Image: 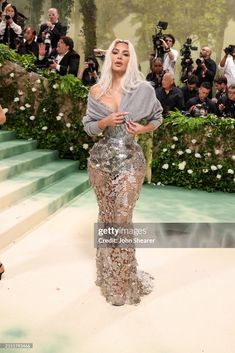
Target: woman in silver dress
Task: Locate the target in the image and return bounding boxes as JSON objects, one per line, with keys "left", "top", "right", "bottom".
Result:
{"left": 83, "top": 39, "right": 163, "bottom": 306}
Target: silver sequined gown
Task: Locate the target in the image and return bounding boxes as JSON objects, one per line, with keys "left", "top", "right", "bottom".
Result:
{"left": 88, "top": 123, "right": 153, "bottom": 305}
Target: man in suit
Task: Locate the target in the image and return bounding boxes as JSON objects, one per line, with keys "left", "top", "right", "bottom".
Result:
{"left": 37, "top": 8, "right": 67, "bottom": 52}
{"left": 37, "top": 36, "right": 80, "bottom": 76}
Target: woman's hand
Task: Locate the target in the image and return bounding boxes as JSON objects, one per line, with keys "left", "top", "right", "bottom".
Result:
{"left": 98, "top": 112, "right": 128, "bottom": 130}
{"left": 125, "top": 120, "right": 146, "bottom": 135}
{"left": 0, "top": 105, "right": 7, "bottom": 125}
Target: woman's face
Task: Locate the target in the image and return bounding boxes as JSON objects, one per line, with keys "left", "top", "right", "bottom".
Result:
{"left": 111, "top": 42, "right": 130, "bottom": 74}
{"left": 6, "top": 6, "right": 15, "bottom": 17}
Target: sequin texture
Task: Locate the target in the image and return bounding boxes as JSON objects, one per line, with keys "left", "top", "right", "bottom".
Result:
{"left": 88, "top": 124, "right": 154, "bottom": 305}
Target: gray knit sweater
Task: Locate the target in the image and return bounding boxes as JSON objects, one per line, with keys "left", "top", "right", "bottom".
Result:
{"left": 83, "top": 81, "right": 163, "bottom": 136}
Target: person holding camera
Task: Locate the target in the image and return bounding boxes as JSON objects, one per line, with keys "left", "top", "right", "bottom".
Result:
{"left": 218, "top": 84, "right": 235, "bottom": 119}
{"left": 160, "top": 34, "right": 179, "bottom": 74}
{"left": 193, "top": 46, "right": 216, "bottom": 97}
{"left": 0, "top": 3, "right": 22, "bottom": 49}
{"left": 78, "top": 56, "right": 99, "bottom": 86}
{"left": 37, "top": 36, "right": 80, "bottom": 76}
{"left": 186, "top": 82, "right": 217, "bottom": 116}
{"left": 180, "top": 74, "right": 199, "bottom": 104}
{"left": 146, "top": 57, "right": 166, "bottom": 89}
{"left": 37, "top": 8, "right": 67, "bottom": 53}
{"left": 218, "top": 45, "right": 235, "bottom": 87}
{"left": 212, "top": 76, "right": 228, "bottom": 103}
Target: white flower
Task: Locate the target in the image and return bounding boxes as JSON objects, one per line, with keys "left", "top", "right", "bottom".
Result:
{"left": 69, "top": 146, "right": 74, "bottom": 151}
{"left": 32, "top": 87, "right": 37, "bottom": 92}
{"left": 53, "top": 84, "right": 58, "bottom": 89}
{"left": 43, "top": 108, "right": 47, "bottom": 112}
{"left": 162, "top": 163, "right": 169, "bottom": 170}
{"left": 29, "top": 116, "right": 35, "bottom": 121}
{"left": 66, "top": 123, "right": 71, "bottom": 128}
{"left": 172, "top": 136, "right": 178, "bottom": 141}
{"left": 215, "top": 149, "right": 220, "bottom": 155}
{"left": 0, "top": 63, "right": 2, "bottom": 67}
{"left": 177, "top": 150, "right": 184, "bottom": 155}
{"left": 56, "top": 116, "right": 62, "bottom": 121}
{"left": 217, "top": 165, "right": 222, "bottom": 169}
{"left": 36, "top": 79, "right": 41, "bottom": 84}
{"left": 178, "top": 161, "right": 186, "bottom": 170}
{"left": 10, "top": 72, "right": 15, "bottom": 78}
{"left": 157, "top": 182, "right": 162, "bottom": 186}
{"left": 203, "top": 169, "right": 208, "bottom": 173}
{"left": 2, "top": 108, "right": 8, "bottom": 113}
{"left": 163, "top": 148, "right": 167, "bottom": 152}
{"left": 42, "top": 126, "right": 48, "bottom": 131}
{"left": 25, "top": 103, "right": 31, "bottom": 108}
{"left": 14, "top": 97, "right": 20, "bottom": 102}
{"left": 83, "top": 143, "right": 89, "bottom": 150}
{"left": 59, "top": 112, "right": 64, "bottom": 117}
{"left": 187, "top": 169, "right": 193, "bottom": 174}
{"left": 171, "top": 144, "right": 176, "bottom": 149}
{"left": 207, "top": 133, "right": 212, "bottom": 137}
{"left": 18, "top": 90, "right": 23, "bottom": 96}
{"left": 207, "top": 152, "right": 211, "bottom": 157}
{"left": 211, "top": 165, "right": 217, "bottom": 171}
{"left": 191, "top": 139, "right": 197, "bottom": 144}
{"left": 216, "top": 174, "right": 221, "bottom": 179}
{"left": 20, "top": 106, "right": 25, "bottom": 111}
{"left": 232, "top": 155, "right": 235, "bottom": 161}
{"left": 185, "top": 149, "right": 192, "bottom": 154}
{"left": 195, "top": 153, "right": 201, "bottom": 158}
{"left": 228, "top": 169, "right": 234, "bottom": 174}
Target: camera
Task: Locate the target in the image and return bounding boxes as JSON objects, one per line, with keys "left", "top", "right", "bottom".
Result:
{"left": 88, "top": 62, "right": 95, "bottom": 73}
{"left": 5, "top": 15, "right": 11, "bottom": 21}
{"left": 191, "top": 103, "right": 208, "bottom": 117}
{"left": 195, "top": 57, "right": 205, "bottom": 66}
{"left": 152, "top": 20, "right": 168, "bottom": 58}
{"left": 180, "top": 37, "right": 198, "bottom": 82}
{"left": 48, "top": 56, "right": 56, "bottom": 64}
{"left": 224, "top": 44, "right": 235, "bottom": 55}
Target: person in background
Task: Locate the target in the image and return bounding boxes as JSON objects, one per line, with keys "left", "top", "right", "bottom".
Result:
{"left": 155, "top": 72, "right": 185, "bottom": 117}
{"left": 78, "top": 56, "right": 99, "bottom": 86}
{"left": 218, "top": 45, "right": 235, "bottom": 87}
{"left": 37, "top": 36, "right": 80, "bottom": 76}
{"left": 186, "top": 82, "right": 217, "bottom": 116}
{"left": 37, "top": 8, "right": 67, "bottom": 53}
{"left": 146, "top": 57, "right": 166, "bottom": 89}
{"left": 218, "top": 84, "right": 235, "bottom": 119}
{"left": 212, "top": 76, "right": 228, "bottom": 103}
{"left": 181, "top": 74, "right": 199, "bottom": 104}
{"left": 17, "top": 26, "right": 39, "bottom": 57}
{"left": 160, "top": 34, "right": 179, "bottom": 74}
{"left": 0, "top": 3, "right": 22, "bottom": 49}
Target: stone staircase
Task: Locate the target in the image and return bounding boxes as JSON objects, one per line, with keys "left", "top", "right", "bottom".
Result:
{"left": 0, "top": 130, "right": 90, "bottom": 249}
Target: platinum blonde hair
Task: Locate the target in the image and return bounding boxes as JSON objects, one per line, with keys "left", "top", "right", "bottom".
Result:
{"left": 96, "top": 39, "right": 145, "bottom": 98}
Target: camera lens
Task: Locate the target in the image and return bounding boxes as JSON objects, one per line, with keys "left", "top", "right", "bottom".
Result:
{"left": 5, "top": 15, "right": 11, "bottom": 20}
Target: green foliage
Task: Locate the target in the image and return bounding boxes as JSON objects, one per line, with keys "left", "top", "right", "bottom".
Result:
{"left": 51, "top": 0, "right": 75, "bottom": 26}
{"left": 152, "top": 113, "right": 235, "bottom": 192}
{"left": 0, "top": 44, "right": 36, "bottom": 70}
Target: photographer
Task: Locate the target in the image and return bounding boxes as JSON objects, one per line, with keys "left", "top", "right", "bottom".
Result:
{"left": 0, "top": 4, "right": 22, "bottom": 49}
{"left": 37, "top": 8, "right": 67, "bottom": 52}
{"left": 78, "top": 56, "right": 99, "bottom": 86}
{"left": 218, "top": 84, "right": 235, "bottom": 119}
{"left": 186, "top": 82, "right": 217, "bottom": 116}
{"left": 218, "top": 45, "right": 235, "bottom": 87}
{"left": 193, "top": 46, "right": 216, "bottom": 97}
{"left": 181, "top": 74, "right": 199, "bottom": 104}
{"left": 146, "top": 57, "right": 166, "bottom": 89}
{"left": 37, "top": 36, "right": 80, "bottom": 77}
{"left": 161, "top": 34, "right": 179, "bottom": 74}
{"left": 17, "top": 26, "right": 39, "bottom": 57}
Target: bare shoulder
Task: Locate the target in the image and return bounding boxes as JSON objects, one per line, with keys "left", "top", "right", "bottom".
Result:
{"left": 90, "top": 84, "right": 101, "bottom": 98}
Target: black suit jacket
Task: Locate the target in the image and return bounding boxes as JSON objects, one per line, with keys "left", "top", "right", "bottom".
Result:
{"left": 38, "top": 22, "right": 67, "bottom": 49}
{"left": 37, "top": 49, "right": 80, "bottom": 76}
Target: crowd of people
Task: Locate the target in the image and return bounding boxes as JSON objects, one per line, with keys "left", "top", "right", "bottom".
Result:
{"left": 0, "top": 2, "right": 235, "bottom": 119}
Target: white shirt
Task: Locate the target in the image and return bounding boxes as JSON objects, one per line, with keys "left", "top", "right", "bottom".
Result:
{"left": 163, "top": 48, "right": 179, "bottom": 73}
{"left": 218, "top": 55, "right": 235, "bottom": 87}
